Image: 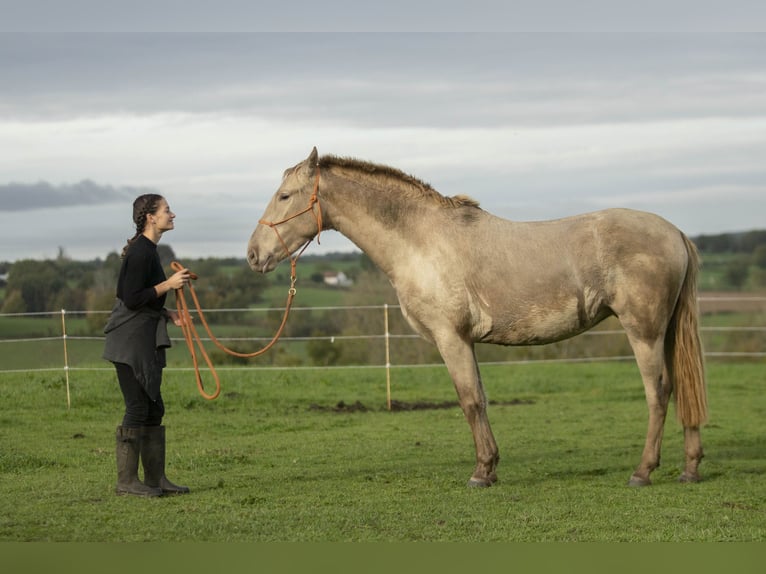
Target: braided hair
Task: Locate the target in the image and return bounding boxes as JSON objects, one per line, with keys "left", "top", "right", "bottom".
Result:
{"left": 120, "top": 194, "right": 165, "bottom": 259}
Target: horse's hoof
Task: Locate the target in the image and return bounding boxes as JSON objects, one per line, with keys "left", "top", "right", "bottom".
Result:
{"left": 468, "top": 476, "right": 494, "bottom": 488}
{"left": 678, "top": 472, "right": 700, "bottom": 484}
{"left": 627, "top": 475, "right": 651, "bottom": 487}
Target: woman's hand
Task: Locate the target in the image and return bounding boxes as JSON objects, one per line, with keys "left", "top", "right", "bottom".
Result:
{"left": 167, "top": 309, "right": 192, "bottom": 327}
{"left": 166, "top": 267, "right": 191, "bottom": 290}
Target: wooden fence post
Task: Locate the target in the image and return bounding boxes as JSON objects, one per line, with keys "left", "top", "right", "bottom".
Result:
{"left": 384, "top": 303, "right": 391, "bottom": 411}
{"left": 61, "top": 309, "right": 71, "bottom": 409}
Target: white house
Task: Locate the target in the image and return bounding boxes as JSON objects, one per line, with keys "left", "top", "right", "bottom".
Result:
{"left": 323, "top": 271, "right": 353, "bottom": 287}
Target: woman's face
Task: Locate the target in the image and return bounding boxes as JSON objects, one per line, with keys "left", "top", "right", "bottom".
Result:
{"left": 150, "top": 199, "right": 175, "bottom": 233}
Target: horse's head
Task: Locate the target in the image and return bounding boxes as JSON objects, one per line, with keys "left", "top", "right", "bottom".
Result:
{"left": 247, "top": 147, "right": 323, "bottom": 273}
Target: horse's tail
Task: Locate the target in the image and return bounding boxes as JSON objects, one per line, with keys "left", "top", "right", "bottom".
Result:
{"left": 665, "top": 233, "right": 708, "bottom": 428}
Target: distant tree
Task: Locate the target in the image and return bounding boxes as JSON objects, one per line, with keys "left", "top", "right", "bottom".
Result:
{"left": 724, "top": 258, "right": 750, "bottom": 290}
{"left": 694, "top": 230, "right": 766, "bottom": 255}
{"left": 5, "top": 260, "right": 65, "bottom": 312}
{"left": 157, "top": 244, "right": 176, "bottom": 267}
{"left": 181, "top": 265, "right": 269, "bottom": 322}
{"left": 753, "top": 245, "right": 766, "bottom": 270}
{"left": 51, "top": 285, "right": 86, "bottom": 311}
{"left": 750, "top": 268, "right": 766, "bottom": 289}
{"left": 694, "top": 233, "right": 732, "bottom": 253}
{"left": 331, "top": 267, "right": 399, "bottom": 365}
{"left": 359, "top": 252, "right": 377, "bottom": 272}
{"left": 1, "top": 289, "right": 25, "bottom": 313}
{"left": 741, "top": 231, "right": 766, "bottom": 253}
{"left": 218, "top": 266, "right": 268, "bottom": 309}
{"left": 180, "top": 258, "right": 219, "bottom": 278}
{"left": 307, "top": 337, "right": 343, "bottom": 366}
{"left": 56, "top": 246, "right": 70, "bottom": 262}
{"left": 85, "top": 264, "right": 121, "bottom": 332}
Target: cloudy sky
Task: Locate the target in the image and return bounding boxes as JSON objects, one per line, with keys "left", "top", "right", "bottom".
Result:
{"left": 1, "top": 29, "right": 765, "bottom": 262}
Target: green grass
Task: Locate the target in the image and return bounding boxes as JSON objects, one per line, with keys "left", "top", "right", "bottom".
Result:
{"left": 0, "top": 361, "right": 764, "bottom": 541}
{"left": 258, "top": 283, "right": 348, "bottom": 308}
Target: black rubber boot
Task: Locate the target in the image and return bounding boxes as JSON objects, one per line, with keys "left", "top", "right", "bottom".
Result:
{"left": 115, "top": 426, "right": 163, "bottom": 497}
{"left": 141, "top": 425, "right": 190, "bottom": 495}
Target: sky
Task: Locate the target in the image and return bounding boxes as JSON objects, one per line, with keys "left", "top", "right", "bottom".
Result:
{"left": 1, "top": 29, "right": 765, "bottom": 262}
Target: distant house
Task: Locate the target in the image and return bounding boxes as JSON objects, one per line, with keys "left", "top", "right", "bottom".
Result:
{"left": 323, "top": 271, "right": 353, "bottom": 287}
{"left": 0, "top": 272, "right": 8, "bottom": 286}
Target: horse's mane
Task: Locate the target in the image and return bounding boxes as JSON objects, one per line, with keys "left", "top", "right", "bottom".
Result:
{"left": 319, "top": 154, "right": 480, "bottom": 209}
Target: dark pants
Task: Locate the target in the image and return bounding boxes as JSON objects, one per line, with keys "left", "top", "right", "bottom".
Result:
{"left": 114, "top": 362, "right": 165, "bottom": 428}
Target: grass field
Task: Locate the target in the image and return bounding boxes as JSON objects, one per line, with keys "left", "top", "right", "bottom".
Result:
{"left": 0, "top": 361, "right": 763, "bottom": 542}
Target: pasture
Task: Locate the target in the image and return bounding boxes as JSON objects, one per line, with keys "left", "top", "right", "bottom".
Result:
{"left": 1, "top": 361, "right": 763, "bottom": 542}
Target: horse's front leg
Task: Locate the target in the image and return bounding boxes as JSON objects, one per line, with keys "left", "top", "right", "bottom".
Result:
{"left": 438, "top": 337, "right": 499, "bottom": 487}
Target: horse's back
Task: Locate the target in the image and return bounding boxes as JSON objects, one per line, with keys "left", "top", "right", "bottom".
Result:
{"left": 451, "top": 208, "right": 692, "bottom": 345}
{"left": 466, "top": 207, "right": 687, "bottom": 281}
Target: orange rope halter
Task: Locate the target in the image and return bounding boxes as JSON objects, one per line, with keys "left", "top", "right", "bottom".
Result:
{"left": 171, "top": 166, "right": 323, "bottom": 400}
{"left": 258, "top": 165, "right": 323, "bottom": 249}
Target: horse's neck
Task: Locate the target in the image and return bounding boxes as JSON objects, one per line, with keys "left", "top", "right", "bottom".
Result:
{"left": 322, "top": 173, "right": 418, "bottom": 276}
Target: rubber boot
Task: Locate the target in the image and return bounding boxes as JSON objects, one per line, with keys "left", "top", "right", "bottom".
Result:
{"left": 115, "top": 426, "right": 163, "bottom": 497}
{"left": 141, "top": 425, "right": 190, "bottom": 495}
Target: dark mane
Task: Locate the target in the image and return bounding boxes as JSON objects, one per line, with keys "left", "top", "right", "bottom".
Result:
{"left": 319, "top": 154, "right": 480, "bottom": 209}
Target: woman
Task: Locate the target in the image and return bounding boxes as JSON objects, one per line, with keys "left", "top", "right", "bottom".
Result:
{"left": 103, "top": 194, "right": 192, "bottom": 497}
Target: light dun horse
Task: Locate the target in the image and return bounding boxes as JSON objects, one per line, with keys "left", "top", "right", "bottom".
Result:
{"left": 247, "top": 147, "right": 707, "bottom": 487}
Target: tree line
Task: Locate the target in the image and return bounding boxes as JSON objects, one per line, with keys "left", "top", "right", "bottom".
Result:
{"left": 0, "top": 244, "right": 268, "bottom": 318}
{"left": 2, "top": 229, "right": 766, "bottom": 316}
{"left": 693, "top": 229, "right": 766, "bottom": 254}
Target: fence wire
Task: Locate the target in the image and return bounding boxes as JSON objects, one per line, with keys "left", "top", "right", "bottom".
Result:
{"left": 2, "top": 299, "right": 765, "bottom": 376}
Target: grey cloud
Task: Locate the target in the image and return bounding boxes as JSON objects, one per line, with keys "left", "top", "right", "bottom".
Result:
{"left": 1, "top": 33, "right": 764, "bottom": 127}
{"left": 2, "top": 1, "right": 765, "bottom": 33}
{"left": 1, "top": 31, "right": 764, "bottom": 261}
{"left": 0, "top": 180, "right": 154, "bottom": 211}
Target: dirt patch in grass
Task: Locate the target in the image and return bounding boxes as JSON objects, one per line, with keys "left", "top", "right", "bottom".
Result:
{"left": 308, "top": 398, "right": 535, "bottom": 413}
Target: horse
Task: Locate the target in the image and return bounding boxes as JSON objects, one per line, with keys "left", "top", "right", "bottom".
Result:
{"left": 247, "top": 147, "right": 707, "bottom": 488}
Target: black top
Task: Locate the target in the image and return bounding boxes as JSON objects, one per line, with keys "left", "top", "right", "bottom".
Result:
{"left": 116, "top": 234, "right": 167, "bottom": 311}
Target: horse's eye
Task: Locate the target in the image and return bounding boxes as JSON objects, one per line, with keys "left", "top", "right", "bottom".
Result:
{"left": 278, "top": 193, "right": 290, "bottom": 201}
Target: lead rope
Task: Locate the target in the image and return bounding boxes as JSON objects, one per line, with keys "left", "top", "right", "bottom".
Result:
{"left": 171, "top": 259, "right": 298, "bottom": 400}
{"left": 171, "top": 166, "right": 323, "bottom": 400}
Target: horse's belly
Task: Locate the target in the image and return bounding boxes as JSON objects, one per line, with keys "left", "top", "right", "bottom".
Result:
{"left": 477, "top": 297, "right": 608, "bottom": 346}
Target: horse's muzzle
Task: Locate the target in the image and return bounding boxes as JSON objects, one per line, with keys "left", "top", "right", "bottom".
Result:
{"left": 247, "top": 247, "right": 274, "bottom": 274}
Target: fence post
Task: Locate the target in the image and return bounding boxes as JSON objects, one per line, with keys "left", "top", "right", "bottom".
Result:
{"left": 384, "top": 303, "right": 391, "bottom": 411}
{"left": 61, "top": 309, "right": 71, "bottom": 410}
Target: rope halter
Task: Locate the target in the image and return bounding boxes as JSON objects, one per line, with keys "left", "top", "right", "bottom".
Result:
{"left": 257, "top": 165, "right": 323, "bottom": 265}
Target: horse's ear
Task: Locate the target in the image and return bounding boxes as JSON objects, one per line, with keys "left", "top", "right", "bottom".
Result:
{"left": 308, "top": 147, "right": 319, "bottom": 169}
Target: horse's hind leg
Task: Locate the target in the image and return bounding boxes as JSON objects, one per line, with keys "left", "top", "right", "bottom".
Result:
{"left": 679, "top": 426, "right": 703, "bottom": 483}
{"left": 627, "top": 335, "right": 672, "bottom": 486}
{"left": 438, "top": 337, "right": 499, "bottom": 487}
